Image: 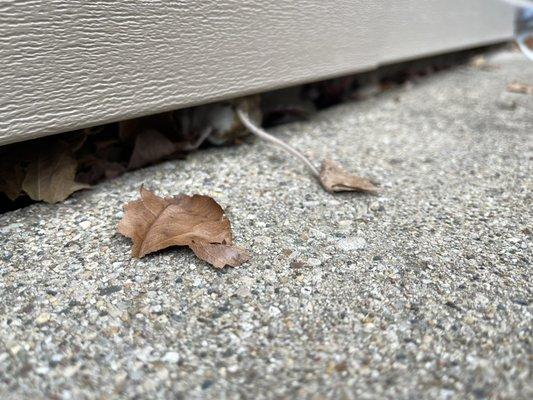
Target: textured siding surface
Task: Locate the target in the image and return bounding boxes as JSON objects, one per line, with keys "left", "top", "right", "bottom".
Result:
{"left": 379, "top": 0, "right": 515, "bottom": 63}
{"left": 0, "top": 0, "right": 514, "bottom": 145}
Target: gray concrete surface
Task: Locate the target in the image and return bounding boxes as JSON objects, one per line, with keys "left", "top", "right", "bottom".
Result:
{"left": 0, "top": 50, "right": 532, "bottom": 399}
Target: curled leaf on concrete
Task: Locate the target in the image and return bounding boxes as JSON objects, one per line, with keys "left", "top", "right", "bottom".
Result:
{"left": 319, "top": 159, "right": 378, "bottom": 193}
{"left": 117, "top": 187, "right": 249, "bottom": 269}
{"left": 507, "top": 82, "right": 533, "bottom": 95}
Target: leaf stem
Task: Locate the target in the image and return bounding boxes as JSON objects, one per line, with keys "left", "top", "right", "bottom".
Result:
{"left": 236, "top": 108, "right": 320, "bottom": 178}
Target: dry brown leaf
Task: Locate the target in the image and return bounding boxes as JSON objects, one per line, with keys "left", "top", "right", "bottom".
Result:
{"left": 128, "top": 129, "right": 178, "bottom": 169}
{"left": 0, "top": 144, "right": 32, "bottom": 201}
{"left": 117, "top": 187, "right": 249, "bottom": 268}
{"left": 76, "top": 155, "right": 126, "bottom": 185}
{"left": 0, "top": 159, "right": 25, "bottom": 200}
{"left": 507, "top": 82, "right": 533, "bottom": 95}
{"left": 319, "top": 159, "right": 378, "bottom": 193}
{"left": 21, "top": 147, "right": 89, "bottom": 203}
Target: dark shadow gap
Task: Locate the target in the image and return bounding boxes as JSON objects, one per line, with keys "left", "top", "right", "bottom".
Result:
{"left": 0, "top": 43, "right": 511, "bottom": 213}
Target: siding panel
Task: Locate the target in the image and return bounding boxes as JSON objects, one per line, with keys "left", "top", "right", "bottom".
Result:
{"left": 0, "top": 0, "right": 514, "bottom": 145}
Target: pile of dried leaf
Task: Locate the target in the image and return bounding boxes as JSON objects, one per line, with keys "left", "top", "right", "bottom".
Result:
{"left": 0, "top": 135, "right": 89, "bottom": 204}
{"left": 0, "top": 98, "right": 261, "bottom": 208}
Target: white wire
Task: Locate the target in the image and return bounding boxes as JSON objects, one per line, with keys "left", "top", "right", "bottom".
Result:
{"left": 236, "top": 108, "right": 320, "bottom": 178}
{"left": 517, "top": 32, "right": 533, "bottom": 60}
